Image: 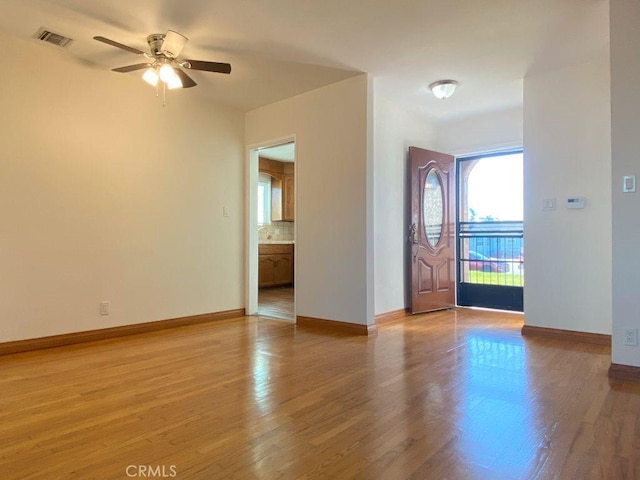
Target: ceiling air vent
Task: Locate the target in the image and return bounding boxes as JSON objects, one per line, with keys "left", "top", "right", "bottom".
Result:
{"left": 35, "top": 28, "right": 73, "bottom": 47}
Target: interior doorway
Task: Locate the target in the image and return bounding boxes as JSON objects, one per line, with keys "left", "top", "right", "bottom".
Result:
{"left": 247, "top": 139, "right": 296, "bottom": 321}
{"left": 456, "top": 150, "right": 524, "bottom": 311}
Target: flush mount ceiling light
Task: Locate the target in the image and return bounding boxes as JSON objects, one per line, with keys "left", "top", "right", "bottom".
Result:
{"left": 429, "top": 80, "right": 458, "bottom": 100}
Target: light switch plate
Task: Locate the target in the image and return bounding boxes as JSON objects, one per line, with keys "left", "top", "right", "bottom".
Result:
{"left": 542, "top": 198, "right": 556, "bottom": 211}
{"left": 623, "top": 175, "right": 636, "bottom": 193}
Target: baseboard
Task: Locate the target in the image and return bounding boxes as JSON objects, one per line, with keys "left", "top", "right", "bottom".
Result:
{"left": 0, "top": 308, "right": 246, "bottom": 356}
{"left": 608, "top": 363, "right": 640, "bottom": 383}
{"left": 521, "top": 325, "right": 611, "bottom": 346}
{"left": 375, "top": 308, "right": 410, "bottom": 325}
{"left": 296, "top": 315, "right": 377, "bottom": 335}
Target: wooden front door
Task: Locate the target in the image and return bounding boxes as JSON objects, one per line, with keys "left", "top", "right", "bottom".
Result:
{"left": 409, "top": 147, "right": 455, "bottom": 314}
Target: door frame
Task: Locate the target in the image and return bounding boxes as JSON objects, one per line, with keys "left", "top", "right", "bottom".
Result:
{"left": 455, "top": 149, "right": 524, "bottom": 312}
{"left": 246, "top": 135, "right": 296, "bottom": 317}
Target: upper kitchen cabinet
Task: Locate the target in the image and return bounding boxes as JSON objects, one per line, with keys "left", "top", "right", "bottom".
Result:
{"left": 259, "top": 158, "right": 295, "bottom": 222}
{"left": 283, "top": 171, "right": 295, "bottom": 221}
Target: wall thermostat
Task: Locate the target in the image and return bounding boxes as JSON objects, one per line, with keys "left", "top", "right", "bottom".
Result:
{"left": 566, "top": 197, "right": 585, "bottom": 209}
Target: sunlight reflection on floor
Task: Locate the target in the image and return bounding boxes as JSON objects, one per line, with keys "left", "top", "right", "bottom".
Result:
{"left": 457, "top": 331, "right": 539, "bottom": 479}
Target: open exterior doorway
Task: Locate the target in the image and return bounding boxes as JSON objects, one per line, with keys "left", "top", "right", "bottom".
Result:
{"left": 456, "top": 151, "right": 524, "bottom": 311}
{"left": 247, "top": 138, "right": 296, "bottom": 321}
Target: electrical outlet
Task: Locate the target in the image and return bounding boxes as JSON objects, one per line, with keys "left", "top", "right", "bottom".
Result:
{"left": 100, "top": 301, "right": 110, "bottom": 316}
{"left": 624, "top": 328, "right": 638, "bottom": 346}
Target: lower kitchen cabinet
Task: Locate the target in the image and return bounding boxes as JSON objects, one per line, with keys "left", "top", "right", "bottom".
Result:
{"left": 258, "top": 244, "right": 294, "bottom": 287}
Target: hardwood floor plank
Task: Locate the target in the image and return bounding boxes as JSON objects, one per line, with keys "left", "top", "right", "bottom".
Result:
{"left": 258, "top": 286, "right": 294, "bottom": 321}
{"left": 1, "top": 309, "right": 639, "bottom": 479}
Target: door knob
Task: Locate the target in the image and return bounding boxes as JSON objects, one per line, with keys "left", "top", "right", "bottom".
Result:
{"left": 410, "top": 223, "right": 418, "bottom": 260}
{"left": 409, "top": 223, "right": 418, "bottom": 244}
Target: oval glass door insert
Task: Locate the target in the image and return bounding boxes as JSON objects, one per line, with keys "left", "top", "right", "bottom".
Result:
{"left": 423, "top": 169, "right": 444, "bottom": 248}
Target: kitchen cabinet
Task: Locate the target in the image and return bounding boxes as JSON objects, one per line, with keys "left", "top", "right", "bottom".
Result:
{"left": 258, "top": 244, "right": 294, "bottom": 287}
{"left": 259, "top": 158, "right": 294, "bottom": 222}
{"left": 283, "top": 173, "right": 295, "bottom": 221}
{"left": 258, "top": 158, "right": 284, "bottom": 178}
{"left": 270, "top": 177, "right": 283, "bottom": 221}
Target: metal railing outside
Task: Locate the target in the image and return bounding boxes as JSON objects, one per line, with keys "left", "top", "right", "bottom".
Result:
{"left": 458, "top": 221, "right": 524, "bottom": 287}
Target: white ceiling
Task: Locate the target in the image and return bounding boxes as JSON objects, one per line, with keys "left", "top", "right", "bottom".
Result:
{"left": 0, "top": 0, "right": 609, "bottom": 122}
{"left": 259, "top": 143, "right": 295, "bottom": 163}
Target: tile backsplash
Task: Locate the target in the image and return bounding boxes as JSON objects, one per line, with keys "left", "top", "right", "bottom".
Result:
{"left": 258, "top": 221, "right": 295, "bottom": 241}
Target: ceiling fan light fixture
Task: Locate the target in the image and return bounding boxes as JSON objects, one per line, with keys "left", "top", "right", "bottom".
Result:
{"left": 161, "top": 30, "right": 188, "bottom": 59}
{"left": 142, "top": 68, "right": 159, "bottom": 87}
{"left": 159, "top": 63, "right": 178, "bottom": 83}
{"left": 429, "top": 80, "right": 458, "bottom": 100}
{"left": 167, "top": 74, "right": 183, "bottom": 90}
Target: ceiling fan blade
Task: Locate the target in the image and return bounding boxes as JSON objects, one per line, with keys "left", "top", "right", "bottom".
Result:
{"left": 93, "top": 36, "right": 145, "bottom": 55}
{"left": 112, "top": 63, "right": 152, "bottom": 73}
{"left": 162, "top": 30, "right": 188, "bottom": 58}
{"left": 184, "top": 60, "right": 231, "bottom": 74}
{"left": 174, "top": 68, "right": 197, "bottom": 88}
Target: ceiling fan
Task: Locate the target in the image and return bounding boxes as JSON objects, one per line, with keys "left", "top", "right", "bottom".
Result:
{"left": 94, "top": 30, "right": 231, "bottom": 92}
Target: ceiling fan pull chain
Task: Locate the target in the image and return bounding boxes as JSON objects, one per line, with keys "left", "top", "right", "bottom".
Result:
{"left": 162, "top": 81, "right": 167, "bottom": 107}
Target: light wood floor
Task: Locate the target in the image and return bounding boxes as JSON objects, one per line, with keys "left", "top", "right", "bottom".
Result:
{"left": 258, "top": 286, "right": 294, "bottom": 321}
{"left": 1, "top": 309, "right": 638, "bottom": 480}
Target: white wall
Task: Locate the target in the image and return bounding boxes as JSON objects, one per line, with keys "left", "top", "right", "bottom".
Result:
{"left": 611, "top": 0, "right": 640, "bottom": 366}
{"left": 246, "top": 75, "right": 374, "bottom": 326}
{"left": 523, "top": 56, "right": 611, "bottom": 334}
{"left": 0, "top": 33, "right": 245, "bottom": 342}
{"left": 435, "top": 107, "right": 523, "bottom": 156}
{"left": 373, "top": 94, "right": 436, "bottom": 315}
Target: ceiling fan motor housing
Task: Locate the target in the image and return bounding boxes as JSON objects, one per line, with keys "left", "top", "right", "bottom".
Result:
{"left": 147, "top": 34, "right": 166, "bottom": 58}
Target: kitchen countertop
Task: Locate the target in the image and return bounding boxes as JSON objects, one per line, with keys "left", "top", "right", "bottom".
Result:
{"left": 259, "top": 240, "right": 295, "bottom": 244}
